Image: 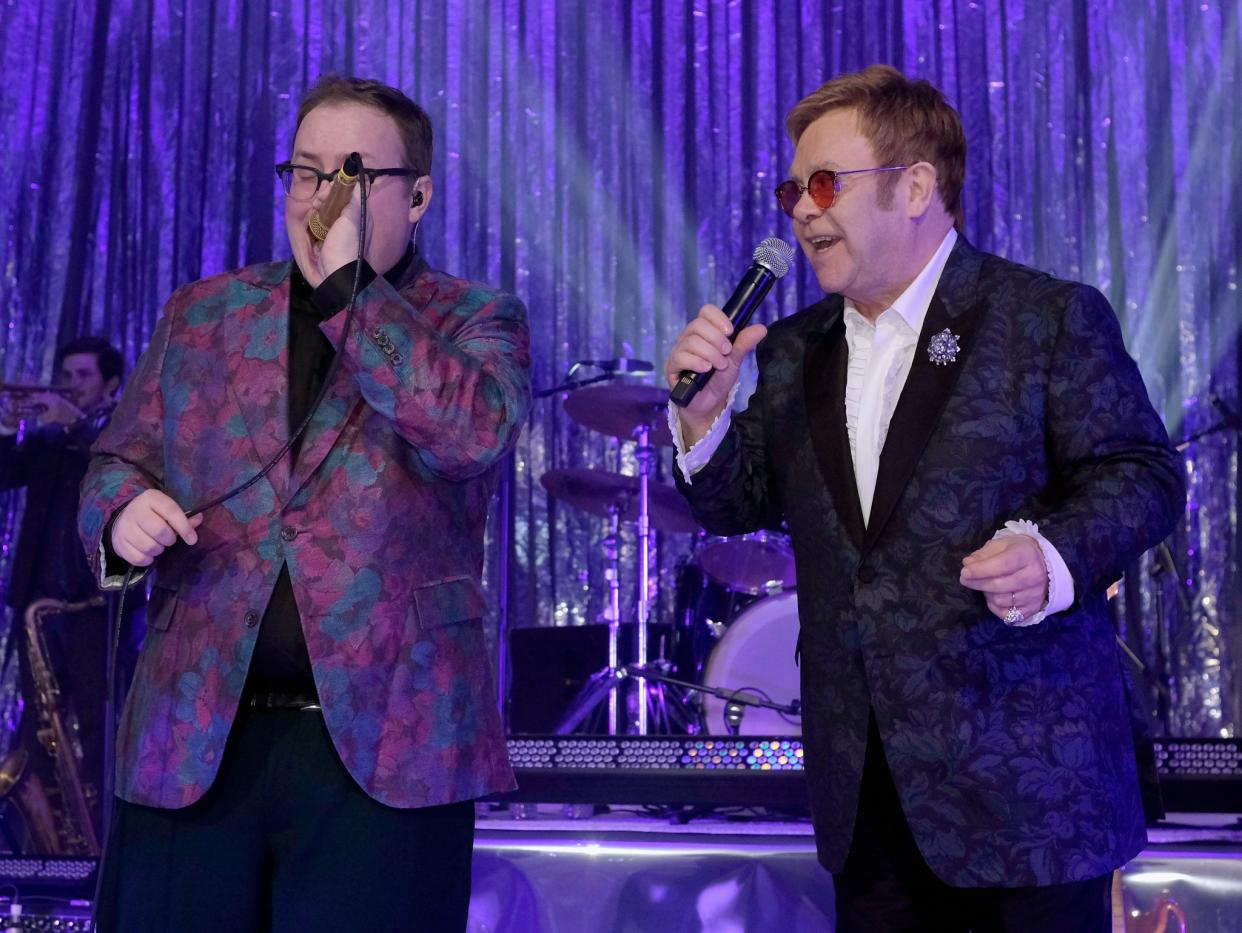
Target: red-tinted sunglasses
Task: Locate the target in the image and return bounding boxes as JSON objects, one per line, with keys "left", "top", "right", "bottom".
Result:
{"left": 774, "top": 165, "right": 908, "bottom": 217}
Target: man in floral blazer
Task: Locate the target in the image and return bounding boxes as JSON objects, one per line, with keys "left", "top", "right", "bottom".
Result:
{"left": 80, "top": 76, "right": 529, "bottom": 932}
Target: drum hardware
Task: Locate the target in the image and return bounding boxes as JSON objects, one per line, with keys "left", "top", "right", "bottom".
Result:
{"left": 559, "top": 385, "right": 674, "bottom": 732}
{"left": 699, "top": 590, "right": 802, "bottom": 735}
{"left": 541, "top": 380, "right": 806, "bottom": 738}
{"left": 555, "top": 659, "right": 701, "bottom": 736}
{"left": 543, "top": 437, "right": 696, "bottom": 733}
{"left": 534, "top": 360, "right": 658, "bottom": 402}
{"left": 560, "top": 384, "right": 676, "bottom": 448}
{"left": 540, "top": 467, "right": 702, "bottom": 734}
{"left": 632, "top": 419, "right": 655, "bottom": 735}
{"left": 538, "top": 468, "right": 699, "bottom": 534}
{"left": 667, "top": 527, "right": 797, "bottom": 693}
{"left": 502, "top": 365, "right": 661, "bottom": 733}
{"left": 694, "top": 530, "right": 796, "bottom": 596}
{"left": 603, "top": 502, "right": 623, "bottom": 732}
{"left": 669, "top": 559, "right": 758, "bottom": 685}
{"left": 623, "top": 664, "right": 800, "bottom": 736}
{"left": 543, "top": 383, "right": 703, "bottom": 736}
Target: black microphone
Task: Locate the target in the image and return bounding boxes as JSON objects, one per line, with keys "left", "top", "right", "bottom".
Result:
{"left": 669, "top": 237, "right": 795, "bottom": 407}
{"left": 308, "top": 152, "right": 363, "bottom": 241}
{"left": 577, "top": 358, "right": 655, "bottom": 374}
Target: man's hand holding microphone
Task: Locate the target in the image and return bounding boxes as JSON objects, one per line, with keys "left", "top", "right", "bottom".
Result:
{"left": 664, "top": 306, "right": 768, "bottom": 446}
{"left": 664, "top": 238, "right": 794, "bottom": 447}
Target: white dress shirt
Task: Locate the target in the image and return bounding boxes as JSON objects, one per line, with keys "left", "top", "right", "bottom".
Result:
{"left": 669, "top": 229, "right": 1074, "bottom": 624}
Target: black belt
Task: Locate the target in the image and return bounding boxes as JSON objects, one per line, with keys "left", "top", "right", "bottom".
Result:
{"left": 243, "top": 690, "right": 321, "bottom": 711}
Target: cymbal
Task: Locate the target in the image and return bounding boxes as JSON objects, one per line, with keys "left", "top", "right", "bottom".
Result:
{"left": 562, "top": 384, "right": 675, "bottom": 446}
{"left": 540, "top": 467, "right": 700, "bottom": 534}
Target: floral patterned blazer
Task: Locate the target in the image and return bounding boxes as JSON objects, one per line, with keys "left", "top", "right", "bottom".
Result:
{"left": 676, "top": 237, "right": 1183, "bottom": 886}
{"left": 80, "top": 258, "right": 529, "bottom": 810}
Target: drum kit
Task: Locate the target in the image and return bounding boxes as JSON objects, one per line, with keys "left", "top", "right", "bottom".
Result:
{"left": 539, "top": 382, "right": 801, "bottom": 738}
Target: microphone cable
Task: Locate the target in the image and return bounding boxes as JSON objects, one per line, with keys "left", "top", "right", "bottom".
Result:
{"left": 90, "top": 165, "right": 372, "bottom": 927}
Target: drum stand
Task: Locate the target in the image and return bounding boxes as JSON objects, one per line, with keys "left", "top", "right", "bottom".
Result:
{"left": 633, "top": 423, "right": 653, "bottom": 734}
{"left": 554, "top": 423, "right": 698, "bottom": 736}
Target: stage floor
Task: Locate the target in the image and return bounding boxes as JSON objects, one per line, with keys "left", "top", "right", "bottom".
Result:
{"left": 469, "top": 808, "right": 1242, "bottom": 932}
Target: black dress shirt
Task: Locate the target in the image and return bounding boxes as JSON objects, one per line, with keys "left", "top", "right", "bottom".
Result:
{"left": 243, "top": 246, "right": 417, "bottom": 697}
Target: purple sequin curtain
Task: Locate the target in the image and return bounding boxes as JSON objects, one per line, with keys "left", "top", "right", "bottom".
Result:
{"left": 1, "top": 1, "right": 1238, "bottom": 737}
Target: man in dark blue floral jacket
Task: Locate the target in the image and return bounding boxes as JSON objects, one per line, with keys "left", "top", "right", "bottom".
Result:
{"left": 664, "top": 65, "right": 1183, "bottom": 933}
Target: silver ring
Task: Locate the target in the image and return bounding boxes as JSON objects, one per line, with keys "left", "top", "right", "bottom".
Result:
{"left": 1004, "top": 593, "right": 1025, "bottom": 625}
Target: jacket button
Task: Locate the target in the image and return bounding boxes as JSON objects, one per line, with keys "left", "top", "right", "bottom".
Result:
{"left": 857, "top": 565, "right": 876, "bottom": 584}
{"left": 244, "top": 610, "right": 260, "bottom": 627}
{"left": 280, "top": 526, "right": 297, "bottom": 542}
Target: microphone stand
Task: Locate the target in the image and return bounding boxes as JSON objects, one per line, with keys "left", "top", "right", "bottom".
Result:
{"left": 623, "top": 663, "right": 801, "bottom": 735}
{"left": 533, "top": 360, "right": 654, "bottom": 399}
{"left": 532, "top": 372, "right": 617, "bottom": 399}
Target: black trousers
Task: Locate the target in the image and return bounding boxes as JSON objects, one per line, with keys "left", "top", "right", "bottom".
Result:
{"left": 94, "top": 708, "right": 475, "bottom": 933}
{"left": 833, "top": 713, "right": 1113, "bottom": 933}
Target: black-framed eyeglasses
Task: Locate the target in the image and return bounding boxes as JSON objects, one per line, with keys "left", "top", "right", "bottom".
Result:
{"left": 774, "top": 166, "right": 908, "bottom": 217}
{"left": 275, "top": 162, "right": 419, "bottom": 200}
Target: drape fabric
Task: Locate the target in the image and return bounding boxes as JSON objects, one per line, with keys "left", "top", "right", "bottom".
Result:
{"left": 1, "top": 0, "right": 1238, "bottom": 738}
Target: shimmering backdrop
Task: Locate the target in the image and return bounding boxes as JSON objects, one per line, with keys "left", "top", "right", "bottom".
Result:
{"left": 0, "top": 1, "right": 1238, "bottom": 738}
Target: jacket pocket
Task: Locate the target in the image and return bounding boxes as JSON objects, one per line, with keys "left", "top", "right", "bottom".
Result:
{"left": 412, "top": 575, "right": 488, "bottom": 630}
{"left": 147, "top": 580, "right": 187, "bottom": 632}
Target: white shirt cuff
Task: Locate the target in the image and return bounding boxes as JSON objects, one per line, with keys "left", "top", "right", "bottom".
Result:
{"left": 991, "top": 519, "right": 1075, "bottom": 625}
{"left": 668, "top": 382, "right": 740, "bottom": 485}
{"left": 97, "top": 536, "right": 148, "bottom": 590}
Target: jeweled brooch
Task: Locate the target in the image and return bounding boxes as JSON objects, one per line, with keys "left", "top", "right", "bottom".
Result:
{"left": 927, "top": 328, "right": 960, "bottom": 366}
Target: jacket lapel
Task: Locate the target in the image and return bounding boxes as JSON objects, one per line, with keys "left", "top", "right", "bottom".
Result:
{"left": 863, "top": 238, "right": 987, "bottom": 551}
{"left": 803, "top": 298, "right": 867, "bottom": 551}
{"left": 285, "top": 251, "right": 426, "bottom": 502}
{"left": 285, "top": 366, "right": 362, "bottom": 501}
{"left": 223, "top": 269, "right": 293, "bottom": 507}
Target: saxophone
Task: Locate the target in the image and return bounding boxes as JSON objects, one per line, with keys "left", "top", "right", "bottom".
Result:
{"left": 0, "top": 596, "right": 105, "bottom": 855}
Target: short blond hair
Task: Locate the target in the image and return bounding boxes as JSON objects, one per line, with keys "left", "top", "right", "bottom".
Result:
{"left": 786, "top": 65, "right": 966, "bottom": 228}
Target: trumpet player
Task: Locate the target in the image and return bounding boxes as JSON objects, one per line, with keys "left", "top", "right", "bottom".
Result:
{"left": 0, "top": 336, "right": 125, "bottom": 850}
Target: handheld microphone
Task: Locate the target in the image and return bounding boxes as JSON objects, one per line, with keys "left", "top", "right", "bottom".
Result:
{"left": 669, "top": 237, "right": 795, "bottom": 407}
{"left": 308, "top": 152, "right": 363, "bottom": 241}
{"left": 577, "top": 358, "right": 656, "bottom": 374}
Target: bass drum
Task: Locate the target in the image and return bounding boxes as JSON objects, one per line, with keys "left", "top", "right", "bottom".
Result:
{"left": 700, "top": 590, "right": 802, "bottom": 735}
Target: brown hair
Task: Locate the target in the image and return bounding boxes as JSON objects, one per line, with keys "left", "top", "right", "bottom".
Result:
{"left": 297, "top": 75, "right": 433, "bottom": 176}
{"left": 56, "top": 335, "right": 124, "bottom": 384}
{"left": 786, "top": 65, "right": 966, "bottom": 228}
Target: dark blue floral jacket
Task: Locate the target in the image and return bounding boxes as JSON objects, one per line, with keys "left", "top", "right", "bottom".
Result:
{"left": 677, "top": 237, "right": 1184, "bottom": 886}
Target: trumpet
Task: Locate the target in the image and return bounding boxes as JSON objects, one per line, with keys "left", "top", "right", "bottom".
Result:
{"left": 0, "top": 384, "right": 78, "bottom": 423}
{"left": 1, "top": 383, "right": 76, "bottom": 396}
